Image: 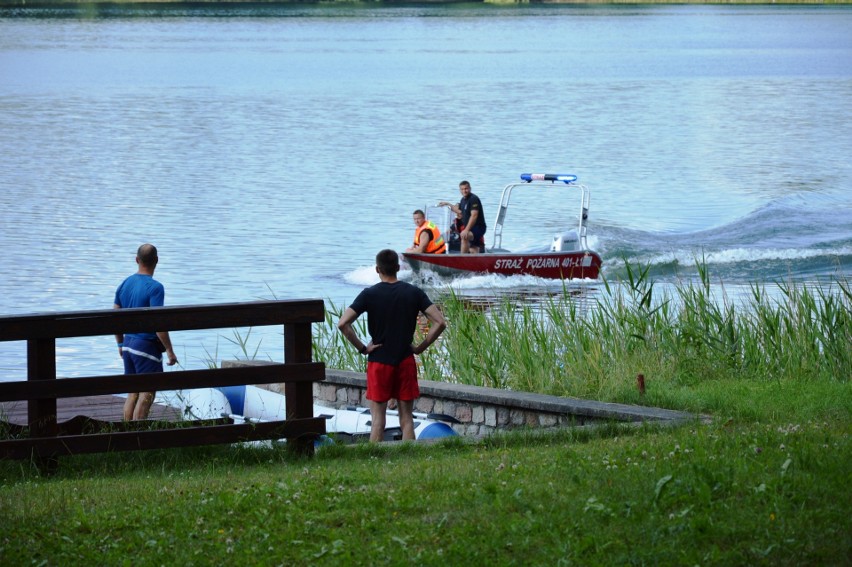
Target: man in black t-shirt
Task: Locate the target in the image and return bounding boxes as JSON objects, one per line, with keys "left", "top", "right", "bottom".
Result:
{"left": 439, "top": 180, "right": 486, "bottom": 253}
{"left": 337, "top": 249, "right": 447, "bottom": 442}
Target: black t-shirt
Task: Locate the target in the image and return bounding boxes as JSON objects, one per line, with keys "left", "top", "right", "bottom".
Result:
{"left": 460, "top": 193, "right": 486, "bottom": 229}
{"left": 349, "top": 281, "right": 433, "bottom": 365}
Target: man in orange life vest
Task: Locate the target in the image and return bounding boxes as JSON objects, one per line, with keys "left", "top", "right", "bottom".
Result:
{"left": 405, "top": 209, "right": 446, "bottom": 254}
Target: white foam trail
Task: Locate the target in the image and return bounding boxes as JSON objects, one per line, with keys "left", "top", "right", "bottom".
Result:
{"left": 607, "top": 246, "right": 852, "bottom": 268}
{"left": 585, "top": 235, "right": 601, "bottom": 251}
{"left": 347, "top": 262, "right": 555, "bottom": 291}
{"left": 409, "top": 272, "right": 599, "bottom": 294}
{"left": 708, "top": 246, "right": 852, "bottom": 264}
{"left": 343, "top": 265, "right": 381, "bottom": 286}
{"left": 448, "top": 274, "right": 552, "bottom": 290}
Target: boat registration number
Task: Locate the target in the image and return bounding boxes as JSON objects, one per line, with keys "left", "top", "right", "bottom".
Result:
{"left": 493, "top": 257, "right": 583, "bottom": 270}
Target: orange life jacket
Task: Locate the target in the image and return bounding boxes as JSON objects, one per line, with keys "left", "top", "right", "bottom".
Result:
{"left": 414, "top": 221, "right": 446, "bottom": 254}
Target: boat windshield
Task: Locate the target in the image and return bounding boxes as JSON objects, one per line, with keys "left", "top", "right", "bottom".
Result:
{"left": 425, "top": 205, "right": 454, "bottom": 249}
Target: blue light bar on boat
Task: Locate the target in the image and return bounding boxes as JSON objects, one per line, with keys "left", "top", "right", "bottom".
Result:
{"left": 520, "top": 173, "right": 578, "bottom": 184}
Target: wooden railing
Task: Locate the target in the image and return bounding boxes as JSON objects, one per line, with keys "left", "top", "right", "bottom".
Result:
{"left": 0, "top": 300, "right": 327, "bottom": 463}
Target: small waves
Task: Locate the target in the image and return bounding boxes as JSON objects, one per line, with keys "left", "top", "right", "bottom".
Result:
{"left": 597, "top": 198, "right": 852, "bottom": 282}
{"left": 603, "top": 245, "right": 852, "bottom": 281}
{"left": 624, "top": 246, "right": 852, "bottom": 268}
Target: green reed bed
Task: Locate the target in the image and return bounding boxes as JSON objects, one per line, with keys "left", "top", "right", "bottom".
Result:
{"left": 313, "top": 264, "right": 851, "bottom": 422}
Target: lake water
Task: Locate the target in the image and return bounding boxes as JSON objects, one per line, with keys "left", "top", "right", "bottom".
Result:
{"left": 1, "top": 4, "right": 850, "bottom": 381}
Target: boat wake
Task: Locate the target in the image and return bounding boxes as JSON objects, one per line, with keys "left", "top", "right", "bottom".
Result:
{"left": 596, "top": 199, "right": 852, "bottom": 282}
{"left": 339, "top": 262, "right": 600, "bottom": 307}
{"left": 343, "top": 265, "right": 383, "bottom": 287}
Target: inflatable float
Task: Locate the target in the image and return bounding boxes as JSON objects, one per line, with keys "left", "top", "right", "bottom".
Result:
{"left": 155, "top": 385, "right": 458, "bottom": 443}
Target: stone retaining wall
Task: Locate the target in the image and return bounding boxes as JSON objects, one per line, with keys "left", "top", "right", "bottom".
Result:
{"left": 224, "top": 361, "right": 696, "bottom": 436}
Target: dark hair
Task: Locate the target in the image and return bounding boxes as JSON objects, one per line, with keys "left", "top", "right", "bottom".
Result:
{"left": 413, "top": 209, "right": 425, "bottom": 217}
{"left": 375, "top": 249, "right": 400, "bottom": 276}
{"left": 459, "top": 180, "right": 471, "bottom": 189}
{"left": 137, "top": 243, "right": 158, "bottom": 267}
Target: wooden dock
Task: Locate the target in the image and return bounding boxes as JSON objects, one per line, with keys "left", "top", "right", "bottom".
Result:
{"left": 0, "top": 395, "right": 181, "bottom": 425}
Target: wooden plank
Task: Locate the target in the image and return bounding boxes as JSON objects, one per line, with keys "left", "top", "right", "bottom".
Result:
{"left": 0, "top": 299, "right": 325, "bottom": 341}
{"left": 0, "top": 362, "right": 325, "bottom": 402}
{"left": 1, "top": 415, "right": 234, "bottom": 437}
{"left": 1, "top": 395, "right": 181, "bottom": 425}
{"left": 0, "top": 417, "right": 327, "bottom": 459}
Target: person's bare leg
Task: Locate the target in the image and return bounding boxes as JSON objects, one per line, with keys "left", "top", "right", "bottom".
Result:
{"left": 461, "top": 232, "right": 471, "bottom": 254}
{"left": 132, "top": 391, "right": 156, "bottom": 420}
{"left": 398, "top": 400, "right": 415, "bottom": 440}
{"left": 123, "top": 393, "right": 139, "bottom": 421}
{"left": 370, "top": 400, "right": 388, "bottom": 442}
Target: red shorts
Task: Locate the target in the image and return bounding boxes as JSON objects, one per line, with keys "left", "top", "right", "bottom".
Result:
{"left": 366, "top": 355, "right": 419, "bottom": 403}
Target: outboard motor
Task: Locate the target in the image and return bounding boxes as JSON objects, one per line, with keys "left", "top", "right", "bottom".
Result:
{"left": 550, "top": 229, "right": 580, "bottom": 252}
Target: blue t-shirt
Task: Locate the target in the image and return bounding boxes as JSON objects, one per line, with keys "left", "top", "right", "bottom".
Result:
{"left": 114, "top": 273, "right": 165, "bottom": 341}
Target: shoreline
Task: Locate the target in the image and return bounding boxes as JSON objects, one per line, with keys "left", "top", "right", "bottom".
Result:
{"left": 2, "top": 0, "right": 851, "bottom": 7}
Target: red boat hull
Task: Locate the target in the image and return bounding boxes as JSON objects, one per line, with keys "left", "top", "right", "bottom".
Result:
{"left": 403, "top": 251, "right": 602, "bottom": 280}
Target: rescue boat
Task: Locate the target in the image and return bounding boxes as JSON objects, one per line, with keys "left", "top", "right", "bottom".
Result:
{"left": 403, "top": 173, "right": 602, "bottom": 280}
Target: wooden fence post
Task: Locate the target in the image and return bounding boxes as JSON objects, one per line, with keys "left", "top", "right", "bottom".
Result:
{"left": 285, "top": 322, "right": 316, "bottom": 455}
{"left": 28, "top": 338, "right": 58, "bottom": 472}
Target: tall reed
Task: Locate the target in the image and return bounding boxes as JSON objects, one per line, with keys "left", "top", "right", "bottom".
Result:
{"left": 312, "top": 299, "right": 368, "bottom": 373}
{"left": 312, "top": 264, "right": 851, "bottom": 406}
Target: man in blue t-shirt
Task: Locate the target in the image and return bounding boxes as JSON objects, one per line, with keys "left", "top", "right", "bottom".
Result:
{"left": 337, "top": 249, "right": 447, "bottom": 442}
{"left": 113, "top": 243, "right": 178, "bottom": 421}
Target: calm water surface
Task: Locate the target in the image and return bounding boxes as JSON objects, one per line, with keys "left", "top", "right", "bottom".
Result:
{"left": 1, "top": 5, "right": 850, "bottom": 379}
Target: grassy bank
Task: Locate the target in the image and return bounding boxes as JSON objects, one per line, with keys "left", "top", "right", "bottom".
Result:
{"left": 1, "top": 269, "right": 850, "bottom": 564}
{"left": 1, "top": 418, "right": 849, "bottom": 564}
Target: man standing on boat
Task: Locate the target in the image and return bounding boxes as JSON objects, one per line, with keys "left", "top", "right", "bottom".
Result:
{"left": 113, "top": 243, "right": 178, "bottom": 421}
{"left": 406, "top": 209, "right": 446, "bottom": 254}
{"left": 337, "top": 249, "right": 447, "bottom": 442}
{"left": 439, "top": 180, "right": 486, "bottom": 253}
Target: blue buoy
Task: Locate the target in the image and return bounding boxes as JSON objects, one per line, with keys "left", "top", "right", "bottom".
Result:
{"left": 417, "top": 422, "right": 457, "bottom": 439}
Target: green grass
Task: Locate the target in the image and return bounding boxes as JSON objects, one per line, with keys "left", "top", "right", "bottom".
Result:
{"left": 1, "top": 419, "right": 849, "bottom": 565}
{"left": 1, "top": 266, "right": 850, "bottom": 564}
